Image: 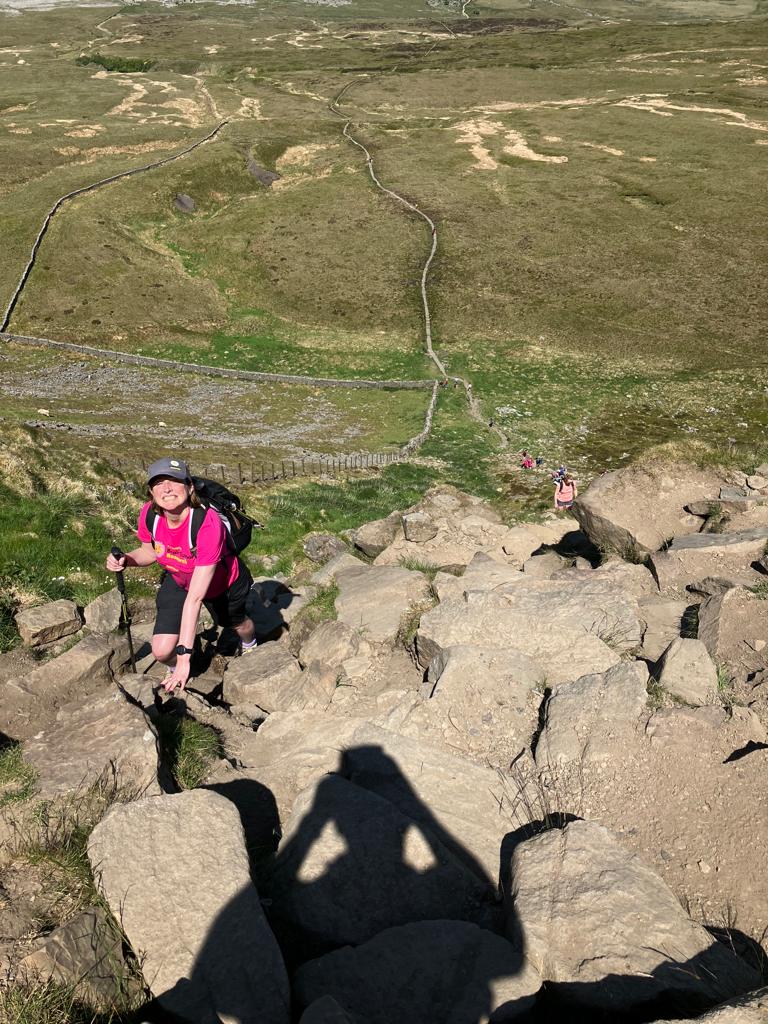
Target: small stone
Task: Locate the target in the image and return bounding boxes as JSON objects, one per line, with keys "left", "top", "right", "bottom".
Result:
{"left": 698, "top": 860, "right": 712, "bottom": 874}
{"left": 746, "top": 474, "right": 767, "bottom": 490}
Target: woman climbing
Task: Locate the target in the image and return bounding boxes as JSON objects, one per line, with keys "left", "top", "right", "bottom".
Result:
{"left": 106, "top": 456, "right": 256, "bottom": 693}
{"left": 554, "top": 472, "right": 578, "bottom": 511}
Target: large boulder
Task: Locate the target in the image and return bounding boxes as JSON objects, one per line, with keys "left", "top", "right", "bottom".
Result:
{"left": 649, "top": 529, "right": 768, "bottom": 595}
{"left": 88, "top": 790, "right": 290, "bottom": 1024}
{"left": 573, "top": 463, "right": 724, "bottom": 554}
{"left": 84, "top": 589, "right": 123, "bottom": 634}
{"left": 334, "top": 564, "right": 431, "bottom": 643}
{"left": 657, "top": 637, "right": 718, "bottom": 706}
{"left": 638, "top": 596, "right": 689, "bottom": 662}
{"left": 505, "top": 820, "right": 759, "bottom": 1015}
{"left": 24, "top": 689, "right": 160, "bottom": 800}
{"left": 223, "top": 642, "right": 303, "bottom": 712}
{"left": 535, "top": 662, "right": 649, "bottom": 768}
{"left": 15, "top": 599, "right": 81, "bottom": 647}
{"left": 299, "top": 620, "right": 364, "bottom": 671}
{"left": 351, "top": 511, "right": 402, "bottom": 558}
{"left": 376, "top": 645, "right": 544, "bottom": 763}
{"left": 293, "top": 921, "right": 541, "bottom": 1024}
{"left": 303, "top": 533, "right": 348, "bottom": 564}
{"left": 246, "top": 714, "right": 511, "bottom": 883}
{"left": 698, "top": 588, "right": 768, "bottom": 683}
{"left": 416, "top": 578, "right": 640, "bottom": 681}
{"left": 1, "top": 634, "right": 115, "bottom": 739}
{"left": 263, "top": 774, "right": 490, "bottom": 951}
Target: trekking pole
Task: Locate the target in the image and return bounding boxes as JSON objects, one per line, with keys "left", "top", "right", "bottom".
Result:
{"left": 111, "top": 545, "right": 137, "bottom": 673}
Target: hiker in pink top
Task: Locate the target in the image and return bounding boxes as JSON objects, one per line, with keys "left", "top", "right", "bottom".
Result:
{"left": 554, "top": 473, "right": 577, "bottom": 510}
{"left": 106, "top": 457, "right": 256, "bottom": 693}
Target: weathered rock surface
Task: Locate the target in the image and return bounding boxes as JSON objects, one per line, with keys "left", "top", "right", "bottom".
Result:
{"left": 506, "top": 820, "right": 759, "bottom": 1014}
{"left": 650, "top": 529, "right": 768, "bottom": 594}
{"left": 657, "top": 638, "right": 718, "bottom": 706}
{"left": 224, "top": 642, "right": 302, "bottom": 712}
{"left": 303, "top": 533, "right": 348, "bottom": 564}
{"left": 402, "top": 511, "right": 438, "bottom": 543}
{"left": 248, "top": 714, "right": 510, "bottom": 882}
{"left": 18, "top": 907, "right": 127, "bottom": 1007}
{"left": 521, "top": 549, "right": 567, "bottom": 578}
{"left": 334, "top": 564, "right": 430, "bottom": 643}
{"left": 15, "top": 599, "right": 81, "bottom": 647}
{"left": 573, "top": 463, "right": 724, "bottom": 554}
{"left": 88, "top": 790, "right": 290, "bottom": 1024}
{"left": 417, "top": 578, "right": 639, "bottom": 681}
{"left": 294, "top": 921, "right": 541, "bottom": 1024}
{"left": 1, "top": 634, "right": 116, "bottom": 739}
{"left": 535, "top": 662, "right": 649, "bottom": 767}
{"left": 24, "top": 689, "right": 160, "bottom": 800}
{"left": 351, "top": 511, "right": 402, "bottom": 557}
{"left": 698, "top": 588, "right": 768, "bottom": 683}
{"left": 264, "top": 775, "right": 489, "bottom": 950}
{"left": 377, "top": 645, "right": 543, "bottom": 761}
{"left": 83, "top": 589, "right": 123, "bottom": 634}
{"left": 310, "top": 552, "right": 363, "bottom": 587}
{"left": 299, "top": 620, "right": 363, "bottom": 671}
{"left": 639, "top": 596, "right": 689, "bottom": 661}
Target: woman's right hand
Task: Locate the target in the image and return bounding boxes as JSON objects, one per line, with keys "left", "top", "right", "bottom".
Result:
{"left": 106, "top": 552, "right": 126, "bottom": 572}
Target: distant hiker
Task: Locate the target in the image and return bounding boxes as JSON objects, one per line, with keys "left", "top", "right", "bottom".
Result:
{"left": 105, "top": 457, "right": 256, "bottom": 693}
{"left": 554, "top": 473, "right": 577, "bottom": 511}
{"left": 520, "top": 450, "right": 534, "bottom": 470}
{"left": 535, "top": 456, "right": 544, "bottom": 467}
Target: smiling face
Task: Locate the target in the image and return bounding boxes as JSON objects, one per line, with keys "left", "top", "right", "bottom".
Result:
{"left": 149, "top": 475, "right": 192, "bottom": 517}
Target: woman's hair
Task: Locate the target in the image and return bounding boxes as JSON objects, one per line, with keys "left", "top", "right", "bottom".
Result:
{"left": 147, "top": 480, "right": 201, "bottom": 515}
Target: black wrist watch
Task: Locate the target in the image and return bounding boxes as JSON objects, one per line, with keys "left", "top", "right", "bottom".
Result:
{"left": 175, "top": 644, "right": 195, "bottom": 657}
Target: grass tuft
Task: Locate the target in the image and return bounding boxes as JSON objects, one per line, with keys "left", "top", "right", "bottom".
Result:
{"left": 0, "top": 741, "right": 38, "bottom": 807}
{"left": 750, "top": 581, "right": 768, "bottom": 600}
{"left": 646, "top": 677, "right": 666, "bottom": 711}
{"left": 0, "top": 975, "right": 136, "bottom": 1024}
{"left": 156, "top": 716, "right": 222, "bottom": 791}
{"left": 398, "top": 556, "right": 441, "bottom": 582}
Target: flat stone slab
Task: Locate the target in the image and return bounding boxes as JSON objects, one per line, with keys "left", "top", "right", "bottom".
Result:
{"left": 88, "top": 790, "right": 290, "bottom": 1024}
{"left": 24, "top": 688, "right": 160, "bottom": 800}
{"left": 335, "top": 564, "right": 430, "bottom": 643}
{"left": 84, "top": 589, "right": 123, "bottom": 634}
{"left": 15, "top": 599, "right": 81, "bottom": 646}
{"left": 657, "top": 637, "right": 718, "bottom": 706}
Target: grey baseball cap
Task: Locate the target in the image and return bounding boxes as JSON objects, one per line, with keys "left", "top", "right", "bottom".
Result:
{"left": 146, "top": 456, "right": 191, "bottom": 485}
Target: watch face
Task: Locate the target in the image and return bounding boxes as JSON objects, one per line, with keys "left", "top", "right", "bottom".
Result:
{"left": 175, "top": 645, "right": 193, "bottom": 656}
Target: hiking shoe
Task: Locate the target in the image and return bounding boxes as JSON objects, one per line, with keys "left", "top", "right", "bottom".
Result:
{"left": 241, "top": 638, "right": 258, "bottom": 653}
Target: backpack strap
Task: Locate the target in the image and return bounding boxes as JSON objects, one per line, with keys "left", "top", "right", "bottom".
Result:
{"left": 188, "top": 505, "right": 207, "bottom": 557}
{"left": 144, "top": 505, "right": 158, "bottom": 543}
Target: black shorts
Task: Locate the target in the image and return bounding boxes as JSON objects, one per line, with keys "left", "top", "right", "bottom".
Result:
{"left": 153, "top": 561, "right": 253, "bottom": 636}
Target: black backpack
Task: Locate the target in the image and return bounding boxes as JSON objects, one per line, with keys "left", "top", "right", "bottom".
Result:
{"left": 145, "top": 477, "right": 259, "bottom": 556}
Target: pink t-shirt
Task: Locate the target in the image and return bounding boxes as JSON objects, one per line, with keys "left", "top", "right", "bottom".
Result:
{"left": 137, "top": 502, "right": 239, "bottom": 598}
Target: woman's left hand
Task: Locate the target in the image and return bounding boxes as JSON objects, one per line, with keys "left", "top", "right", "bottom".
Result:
{"left": 164, "top": 658, "right": 191, "bottom": 693}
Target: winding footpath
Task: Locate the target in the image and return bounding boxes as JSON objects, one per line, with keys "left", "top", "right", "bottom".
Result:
{"left": 1, "top": 119, "right": 229, "bottom": 333}
{"left": 329, "top": 75, "right": 508, "bottom": 448}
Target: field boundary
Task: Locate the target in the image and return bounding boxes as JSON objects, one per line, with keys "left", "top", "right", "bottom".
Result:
{"left": 0, "top": 332, "right": 435, "bottom": 390}
{"left": 102, "top": 380, "right": 440, "bottom": 485}
{"left": 1, "top": 120, "right": 229, "bottom": 333}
